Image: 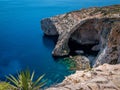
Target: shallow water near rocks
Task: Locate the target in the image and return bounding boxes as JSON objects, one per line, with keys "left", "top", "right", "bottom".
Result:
{"left": 0, "top": 0, "right": 120, "bottom": 87}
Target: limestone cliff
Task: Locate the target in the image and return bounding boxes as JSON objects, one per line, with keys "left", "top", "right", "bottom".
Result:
{"left": 47, "top": 64, "right": 120, "bottom": 90}
{"left": 41, "top": 5, "right": 120, "bottom": 66}
{"left": 94, "top": 22, "right": 120, "bottom": 67}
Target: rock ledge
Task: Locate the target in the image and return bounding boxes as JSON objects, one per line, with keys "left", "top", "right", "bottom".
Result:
{"left": 47, "top": 64, "right": 120, "bottom": 90}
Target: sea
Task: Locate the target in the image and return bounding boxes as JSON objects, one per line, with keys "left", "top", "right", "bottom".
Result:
{"left": 0, "top": 0, "right": 119, "bottom": 87}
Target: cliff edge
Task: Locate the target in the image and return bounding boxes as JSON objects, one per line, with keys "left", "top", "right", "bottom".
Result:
{"left": 47, "top": 64, "right": 120, "bottom": 90}
{"left": 41, "top": 5, "right": 120, "bottom": 66}
{"left": 41, "top": 5, "right": 120, "bottom": 90}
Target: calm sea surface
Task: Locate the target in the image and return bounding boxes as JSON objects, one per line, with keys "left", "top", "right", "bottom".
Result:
{"left": 0, "top": 0, "right": 120, "bottom": 87}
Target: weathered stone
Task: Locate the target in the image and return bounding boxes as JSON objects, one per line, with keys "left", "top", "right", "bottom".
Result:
{"left": 72, "top": 55, "right": 90, "bottom": 70}
{"left": 47, "top": 64, "right": 120, "bottom": 90}
{"left": 92, "top": 44, "right": 101, "bottom": 51}
{"left": 41, "top": 5, "right": 120, "bottom": 57}
{"left": 74, "top": 50, "right": 84, "bottom": 54}
{"left": 58, "top": 55, "right": 90, "bottom": 71}
{"left": 41, "top": 5, "right": 120, "bottom": 89}
{"left": 41, "top": 5, "right": 120, "bottom": 67}
{"left": 94, "top": 22, "right": 120, "bottom": 67}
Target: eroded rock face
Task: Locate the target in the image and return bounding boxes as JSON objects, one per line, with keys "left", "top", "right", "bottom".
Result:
{"left": 47, "top": 64, "right": 120, "bottom": 90}
{"left": 94, "top": 22, "right": 120, "bottom": 67}
{"left": 41, "top": 5, "right": 120, "bottom": 66}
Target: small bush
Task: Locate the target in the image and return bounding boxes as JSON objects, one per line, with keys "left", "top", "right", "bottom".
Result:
{"left": 6, "top": 70, "right": 47, "bottom": 90}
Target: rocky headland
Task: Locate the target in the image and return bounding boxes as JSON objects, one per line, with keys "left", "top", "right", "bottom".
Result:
{"left": 41, "top": 5, "right": 120, "bottom": 90}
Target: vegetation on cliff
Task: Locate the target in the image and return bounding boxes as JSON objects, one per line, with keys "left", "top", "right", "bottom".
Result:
{"left": 0, "top": 70, "right": 46, "bottom": 90}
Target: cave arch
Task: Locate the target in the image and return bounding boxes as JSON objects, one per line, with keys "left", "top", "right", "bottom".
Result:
{"left": 52, "top": 17, "right": 119, "bottom": 57}
{"left": 68, "top": 18, "right": 100, "bottom": 56}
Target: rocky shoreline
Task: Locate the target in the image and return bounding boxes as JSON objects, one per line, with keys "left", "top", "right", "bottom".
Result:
{"left": 47, "top": 64, "right": 120, "bottom": 90}
{"left": 41, "top": 4, "right": 120, "bottom": 66}
{"left": 41, "top": 5, "right": 120, "bottom": 90}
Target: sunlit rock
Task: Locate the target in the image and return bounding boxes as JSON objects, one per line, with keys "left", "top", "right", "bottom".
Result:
{"left": 41, "top": 5, "right": 120, "bottom": 66}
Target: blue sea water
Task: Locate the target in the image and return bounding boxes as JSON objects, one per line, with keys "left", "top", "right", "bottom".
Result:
{"left": 0, "top": 0, "right": 120, "bottom": 87}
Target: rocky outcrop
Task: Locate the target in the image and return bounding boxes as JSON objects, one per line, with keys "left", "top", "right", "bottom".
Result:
{"left": 41, "top": 5, "right": 120, "bottom": 90}
{"left": 47, "top": 64, "right": 120, "bottom": 90}
{"left": 71, "top": 55, "right": 90, "bottom": 70}
{"left": 41, "top": 5, "right": 120, "bottom": 66}
{"left": 60, "top": 55, "right": 90, "bottom": 71}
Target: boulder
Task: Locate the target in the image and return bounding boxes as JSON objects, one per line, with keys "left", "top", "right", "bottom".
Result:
{"left": 58, "top": 55, "right": 90, "bottom": 71}
{"left": 71, "top": 55, "right": 90, "bottom": 70}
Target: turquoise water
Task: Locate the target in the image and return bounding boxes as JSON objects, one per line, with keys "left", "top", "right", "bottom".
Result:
{"left": 0, "top": 0, "right": 120, "bottom": 87}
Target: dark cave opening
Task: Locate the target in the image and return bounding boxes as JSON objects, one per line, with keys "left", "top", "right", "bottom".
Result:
{"left": 68, "top": 39, "right": 99, "bottom": 56}
{"left": 68, "top": 39, "right": 100, "bottom": 67}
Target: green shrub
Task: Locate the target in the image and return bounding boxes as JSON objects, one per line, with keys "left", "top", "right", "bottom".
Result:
{"left": 0, "top": 82, "right": 16, "bottom": 90}
{"left": 6, "top": 70, "right": 46, "bottom": 90}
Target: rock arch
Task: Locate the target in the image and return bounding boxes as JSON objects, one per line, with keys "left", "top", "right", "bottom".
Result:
{"left": 41, "top": 5, "right": 120, "bottom": 66}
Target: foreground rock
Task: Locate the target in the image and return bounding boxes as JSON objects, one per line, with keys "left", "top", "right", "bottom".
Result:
{"left": 41, "top": 5, "right": 120, "bottom": 66}
{"left": 47, "top": 64, "right": 120, "bottom": 90}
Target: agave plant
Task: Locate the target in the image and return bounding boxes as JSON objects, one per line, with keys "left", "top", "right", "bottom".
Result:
{"left": 6, "top": 70, "right": 46, "bottom": 90}
{"left": 0, "top": 82, "right": 17, "bottom": 90}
